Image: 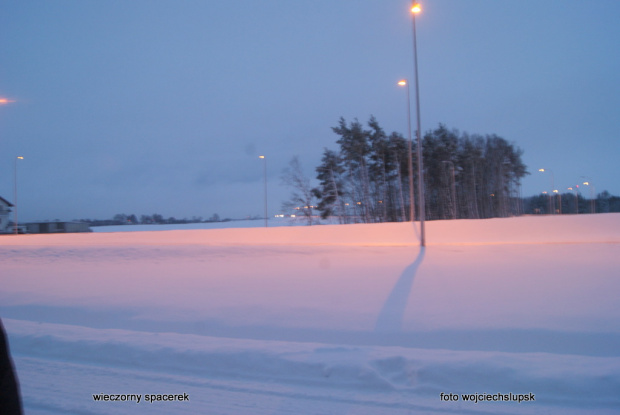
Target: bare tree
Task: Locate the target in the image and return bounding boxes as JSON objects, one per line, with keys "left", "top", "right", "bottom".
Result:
{"left": 281, "top": 156, "right": 316, "bottom": 225}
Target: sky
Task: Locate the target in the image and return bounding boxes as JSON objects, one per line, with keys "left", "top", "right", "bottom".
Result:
{"left": 1, "top": 0, "right": 619, "bottom": 222}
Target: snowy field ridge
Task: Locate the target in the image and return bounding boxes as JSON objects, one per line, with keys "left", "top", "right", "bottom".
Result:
{"left": 2, "top": 213, "right": 620, "bottom": 414}
{"left": 4, "top": 319, "right": 620, "bottom": 410}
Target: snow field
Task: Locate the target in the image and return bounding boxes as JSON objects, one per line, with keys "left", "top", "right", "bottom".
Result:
{"left": 1, "top": 214, "right": 620, "bottom": 414}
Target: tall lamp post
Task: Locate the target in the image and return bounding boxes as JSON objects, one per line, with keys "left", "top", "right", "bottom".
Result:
{"left": 259, "top": 155, "right": 268, "bottom": 227}
{"left": 14, "top": 156, "right": 24, "bottom": 234}
{"left": 397, "top": 80, "right": 415, "bottom": 223}
{"left": 411, "top": 2, "right": 425, "bottom": 247}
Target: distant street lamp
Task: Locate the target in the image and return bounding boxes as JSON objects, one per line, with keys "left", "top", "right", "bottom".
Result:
{"left": 568, "top": 187, "right": 579, "bottom": 214}
{"left": 14, "top": 156, "right": 24, "bottom": 234}
{"left": 580, "top": 177, "right": 596, "bottom": 214}
{"left": 259, "top": 155, "right": 268, "bottom": 227}
{"left": 538, "top": 168, "right": 555, "bottom": 214}
{"left": 553, "top": 189, "right": 562, "bottom": 214}
{"left": 442, "top": 160, "right": 457, "bottom": 219}
{"left": 397, "top": 80, "right": 415, "bottom": 223}
{"left": 410, "top": 1, "right": 425, "bottom": 247}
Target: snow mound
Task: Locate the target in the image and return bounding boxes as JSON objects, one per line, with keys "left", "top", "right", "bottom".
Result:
{"left": 6, "top": 319, "right": 620, "bottom": 411}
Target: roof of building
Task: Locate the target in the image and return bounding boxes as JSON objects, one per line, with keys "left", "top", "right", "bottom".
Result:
{"left": 0, "top": 196, "right": 14, "bottom": 207}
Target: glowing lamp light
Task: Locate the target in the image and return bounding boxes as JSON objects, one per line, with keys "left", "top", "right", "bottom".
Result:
{"left": 411, "top": 3, "right": 421, "bottom": 13}
{"left": 398, "top": 80, "right": 407, "bottom": 86}
{"left": 0, "top": 98, "right": 15, "bottom": 105}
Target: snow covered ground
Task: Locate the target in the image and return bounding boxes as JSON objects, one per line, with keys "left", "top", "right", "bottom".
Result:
{"left": 1, "top": 214, "right": 619, "bottom": 414}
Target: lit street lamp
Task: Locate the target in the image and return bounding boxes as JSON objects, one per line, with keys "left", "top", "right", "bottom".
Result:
{"left": 538, "top": 168, "right": 555, "bottom": 214}
{"left": 259, "top": 155, "right": 268, "bottom": 227}
{"left": 553, "top": 189, "right": 562, "bottom": 214}
{"left": 580, "top": 177, "right": 596, "bottom": 214}
{"left": 397, "top": 80, "right": 415, "bottom": 223}
{"left": 410, "top": 1, "right": 425, "bottom": 247}
{"left": 14, "top": 156, "right": 24, "bottom": 234}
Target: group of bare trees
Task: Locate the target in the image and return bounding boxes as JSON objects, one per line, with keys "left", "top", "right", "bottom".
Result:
{"left": 286, "top": 117, "right": 529, "bottom": 224}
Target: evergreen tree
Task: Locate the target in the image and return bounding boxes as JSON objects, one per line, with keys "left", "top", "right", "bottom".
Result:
{"left": 333, "top": 117, "right": 373, "bottom": 222}
{"left": 314, "top": 149, "right": 345, "bottom": 221}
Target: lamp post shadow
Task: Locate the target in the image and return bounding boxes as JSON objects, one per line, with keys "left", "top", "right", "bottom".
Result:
{"left": 374, "top": 247, "right": 426, "bottom": 333}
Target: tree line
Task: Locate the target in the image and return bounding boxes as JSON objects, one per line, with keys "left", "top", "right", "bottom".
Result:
{"left": 289, "top": 117, "right": 529, "bottom": 223}
{"left": 78, "top": 213, "right": 228, "bottom": 227}
{"left": 523, "top": 191, "right": 620, "bottom": 215}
